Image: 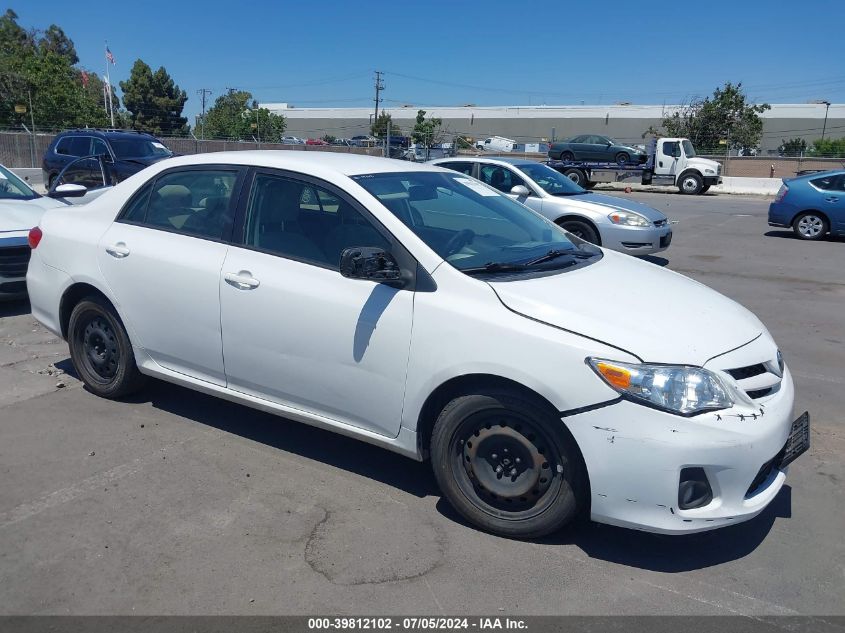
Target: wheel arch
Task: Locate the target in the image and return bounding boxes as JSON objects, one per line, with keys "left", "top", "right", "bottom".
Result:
{"left": 554, "top": 214, "right": 602, "bottom": 246}
{"left": 59, "top": 282, "right": 118, "bottom": 339}
{"left": 676, "top": 168, "right": 703, "bottom": 184}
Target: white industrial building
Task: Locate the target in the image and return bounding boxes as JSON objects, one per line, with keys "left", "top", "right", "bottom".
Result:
{"left": 260, "top": 102, "right": 844, "bottom": 155}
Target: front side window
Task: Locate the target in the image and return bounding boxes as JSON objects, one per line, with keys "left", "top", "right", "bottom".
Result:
{"left": 478, "top": 165, "right": 526, "bottom": 193}
{"left": 110, "top": 138, "right": 172, "bottom": 160}
{"left": 91, "top": 138, "right": 110, "bottom": 157}
{"left": 243, "top": 173, "right": 389, "bottom": 268}
{"left": 517, "top": 163, "right": 585, "bottom": 196}
{"left": 354, "top": 171, "right": 600, "bottom": 275}
{"left": 66, "top": 136, "right": 91, "bottom": 157}
{"left": 133, "top": 169, "right": 238, "bottom": 240}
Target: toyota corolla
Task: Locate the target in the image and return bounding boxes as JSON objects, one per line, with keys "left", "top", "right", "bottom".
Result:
{"left": 27, "top": 152, "right": 808, "bottom": 538}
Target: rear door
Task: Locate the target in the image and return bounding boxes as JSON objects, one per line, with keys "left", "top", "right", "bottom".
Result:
{"left": 97, "top": 165, "right": 245, "bottom": 385}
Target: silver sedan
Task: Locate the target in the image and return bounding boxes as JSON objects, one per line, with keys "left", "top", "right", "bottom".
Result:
{"left": 430, "top": 157, "right": 672, "bottom": 255}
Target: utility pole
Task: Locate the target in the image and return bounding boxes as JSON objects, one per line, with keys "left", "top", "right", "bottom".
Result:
{"left": 197, "top": 88, "right": 212, "bottom": 140}
{"left": 373, "top": 71, "right": 384, "bottom": 126}
{"left": 821, "top": 100, "right": 831, "bottom": 142}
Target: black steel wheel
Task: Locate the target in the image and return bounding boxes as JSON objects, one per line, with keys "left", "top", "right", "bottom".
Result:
{"left": 68, "top": 296, "right": 147, "bottom": 399}
{"left": 558, "top": 218, "right": 599, "bottom": 245}
{"left": 431, "top": 390, "right": 585, "bottom": 538}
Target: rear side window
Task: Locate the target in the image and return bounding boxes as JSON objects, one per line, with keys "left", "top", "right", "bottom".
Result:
{"left": 123, "top": 169, "right": 238, "bottom": 241}
{"left": 810, "top": 174, "right": 844, "bottom": 191}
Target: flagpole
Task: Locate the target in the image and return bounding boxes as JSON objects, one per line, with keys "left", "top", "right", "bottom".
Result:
{"left": 104, "top": 41, "right": 115, "bottom": 127}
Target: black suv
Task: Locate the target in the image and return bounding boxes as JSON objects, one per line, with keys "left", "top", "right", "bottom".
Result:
{"left": 42, "top": 129, "right": 173, "bottom": 189}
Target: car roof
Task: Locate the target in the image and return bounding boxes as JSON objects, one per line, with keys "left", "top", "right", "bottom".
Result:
{"left": 431, "top": 156, "right": 540, "bottom": 168}
{"left": 150, "top": 150, "right": 447, "bottom": 177}
{"left": 788, "top": 168, "right": 845, "bottom": 182}
{"left": 57, "top": 129, "right": 158, "bottom": 140}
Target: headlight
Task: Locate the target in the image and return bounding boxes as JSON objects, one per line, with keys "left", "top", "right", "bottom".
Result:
{"left": 607, "top": 210, "right": 650, "bottom": 227}
{"left": 587, "top": 358, "right": 733, "bottom": 416}
{"left": 704, "top": 168, "right": 715, "bottom": 175}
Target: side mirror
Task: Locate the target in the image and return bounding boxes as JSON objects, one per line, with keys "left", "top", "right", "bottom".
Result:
{"left": 49, "top": 183, "right": 88, "bottom": 198}
{"left": 510, "top": 185, "right": 531, "bottom": 197}
{"left": 340, "top": 247, "right": 404, "bottom": 286}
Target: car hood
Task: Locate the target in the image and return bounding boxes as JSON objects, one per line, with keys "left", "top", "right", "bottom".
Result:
{"left": 488, "top": 252, "right": 764, "bottom": 365}
{"left": 0, "top": 198, "right": 66, "bottom": 233}
{"left": 553, "top": 192, "right": 667, "bottom": 221}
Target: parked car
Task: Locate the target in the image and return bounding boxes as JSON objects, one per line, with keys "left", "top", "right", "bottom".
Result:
{"left": 768, "top": 170, "right": 845, "bottom": 240}
{"left": 431, "top": 157, "right": 671, "bottom": 255}
{"left": 27, "top": 151, "right": 807, "bottom": 538}
{"left": 305, "top": 138, "right": 329, "bottom": 146}
{"left": 42, "top": 129, "right": 172, "bottom": 190}
{"left": 549, "top": 135, "right": 647, "bottom": 165}
{"left": 280, "top": 136, "right": 305, "bottom": 145}
{"left": 0, "top": 163, "right": 96, "bottom": 300}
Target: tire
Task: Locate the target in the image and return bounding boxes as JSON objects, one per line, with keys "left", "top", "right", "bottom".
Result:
{"left": 563, "top": 168, "right": 588, "bottom": 187}
{"left": 615, "top": 151, "right": 630, "bottom": 165}
{"left": 792, "top": 212, "right": 828, "bottom": 241}
{"left": 560, "top": 151, "right": 575, "bottom": 162}
{"left": 678, "top": 172, "right": 703, "bottom": 195}
{"left": 47, "top": 174, "right": 57, "bottom": 190}
{"left": 68, "top": 296, "right": 147, "bottom": 399}
{"left": 430, "top": 389, "right": 585, "bottom": 539}
{"left": 558, "top": 218, "right": 599, "bottom": 244}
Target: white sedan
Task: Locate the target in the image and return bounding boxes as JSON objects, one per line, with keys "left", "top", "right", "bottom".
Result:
{"left": 431, "top": 157, "right": 672, "bottom": 255}
{"left": 0, "top": 164, "right": 93, "bottom": 300}
{"left": 27, "top": 151, "right": 807, "bottom": 537}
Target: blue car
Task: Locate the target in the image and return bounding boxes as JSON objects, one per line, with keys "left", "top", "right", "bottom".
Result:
{"left": 768, "top": 170, "right": 845, "bottom": 240}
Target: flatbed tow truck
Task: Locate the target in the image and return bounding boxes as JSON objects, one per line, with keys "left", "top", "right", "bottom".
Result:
{"left": 546, "top": 137, "right": 722, "bottom": 195}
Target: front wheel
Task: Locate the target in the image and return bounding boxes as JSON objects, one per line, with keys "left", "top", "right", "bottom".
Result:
{"left": 431, "top": 390, "right": 585, "bottom": 539}
{"left": 558, "top": 218, "right": 599, "bottom": 244}
{"left": 792, "top": 212, "right": 828, "bottom": 241}
{"left": 560, "top": 151, "right": 575, "bottom": 162}
{"left": 678, "top": 172, "right": 703, "bottom": 195}
{"left": 68, "top": 296, "right": 147, "bottom": 399}
{"left": 615, "top": 152, "right": 630, "bottom": 165}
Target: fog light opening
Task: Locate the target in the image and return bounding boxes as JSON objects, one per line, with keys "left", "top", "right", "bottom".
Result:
{"left": 678, "top": 467, "right": 713, "bottom": 510}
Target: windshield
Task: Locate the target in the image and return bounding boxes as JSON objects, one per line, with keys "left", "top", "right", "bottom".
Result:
{"left": 0, "top": 165, "right": 39, "bottom": 200}
{"left": 353, "top": 171, "right": 600, "bottom": 275}
{"left": 109, "top": 138, "right": 172, "bottom": 160}
{"left": 682, "top": 140, "right": 696, "bottom": 158}
{"left": 516, "top": 162, "right": 586, "bottom": 196}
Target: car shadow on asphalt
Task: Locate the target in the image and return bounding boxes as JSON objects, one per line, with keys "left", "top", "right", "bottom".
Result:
{"left": 125, "top": 379, "right": 440, "bottom": 499}
{"left": 0, "top": 299, "right": 31, "bottom": 318}
{"left": 765, "top": 230, "right": 845, "bottom": 242}
{"left": 436, "top": 485, "right": 791, "bottom": 572}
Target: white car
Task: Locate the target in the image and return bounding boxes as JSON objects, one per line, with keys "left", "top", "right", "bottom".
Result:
{"left": 431, "top": 157, "right": 672, "bottom": 255}
{"left": 0, "top": 164, "right": 92, "bottom": 300}
{"left": 27, "top": 151, "right": 808, "bottom": 537}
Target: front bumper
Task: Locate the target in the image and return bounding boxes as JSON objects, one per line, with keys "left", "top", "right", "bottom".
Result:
{"left": 600, "top": 223, "right": 672, "bottom": 255}
{"left": 566, "top": 367, "right": 798, "bottom": 534}
{"left": 704, "top": 175, "right": 722, "bottom": 186}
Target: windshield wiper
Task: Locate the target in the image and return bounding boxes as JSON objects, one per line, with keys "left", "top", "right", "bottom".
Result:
{"left": 462, "top": 261, "right": 528, "bottom": 275}
{"left": 524, "top": 249, "right": 596, "bottom": 267}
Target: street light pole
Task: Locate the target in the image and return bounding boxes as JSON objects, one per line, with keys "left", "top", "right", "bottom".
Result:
{"left": 821, "top": 100, "right": 831, "bottom": 142}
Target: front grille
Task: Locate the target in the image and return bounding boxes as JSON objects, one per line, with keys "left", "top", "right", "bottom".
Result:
{"left": 747, "top": 386, "right": 775, "bottom": 399}
{"left": 0, "top": 246, "right": 31, "bottom": 281}
{"left": 727, "top": 363, "right": 767, "bottom": 380}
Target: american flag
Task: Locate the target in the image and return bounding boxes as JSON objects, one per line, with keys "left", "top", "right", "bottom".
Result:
{"left": 105, "top": 46, "right": 115, "bottom": 65}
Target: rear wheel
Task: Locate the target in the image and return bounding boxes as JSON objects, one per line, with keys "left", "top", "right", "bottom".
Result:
{"left": 430, "top": 389, "right": 585, "bottom": 539}
{"left": 563, "top": 168, "right": 589, "bottom": 187}
{"left": 68, "top": 296, "right": 147, "bottom": 399}
{"left": 792, "top": 212, "right": 828, "bottom": 240}
{"left": 557, "top": 218, "right": 599, "bottom": 244}
{"left": 678, "top": 172, "right": 703, "bottom": 195}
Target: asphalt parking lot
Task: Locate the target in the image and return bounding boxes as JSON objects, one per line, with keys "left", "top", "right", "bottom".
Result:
{"left": 0, "top": 191, "right": 843, "bottom": 617}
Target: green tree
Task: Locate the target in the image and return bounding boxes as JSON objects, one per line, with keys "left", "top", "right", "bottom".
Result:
{"left": 661, "top": 82, "right": 770, "bottom": 153}
{"left": 120, "top": 60, "right": 188, "bottom": 135}
{"left": 809, "top": 137, "right": 845, "bottom": 158}
{"left": 0, "top": 10, "right": 111, "bottom": 129}
{"left": 371, "top": 111, "right": 400, "bottom": 138}
{"left": 201, "top": 89, "right": 286, "bottom": 141}
{"left": 38, "top": 24, "right": 77, "bottom": 64}
{"left": 411, "top": 109, "right": 442, "bottom": 147}
{"left": 779, "top": 138, "right": 807, "bottom": 157}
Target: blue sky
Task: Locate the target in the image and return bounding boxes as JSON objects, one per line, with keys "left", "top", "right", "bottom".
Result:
{"left": 13, "top": 0, "right": 845, "bottom": 125}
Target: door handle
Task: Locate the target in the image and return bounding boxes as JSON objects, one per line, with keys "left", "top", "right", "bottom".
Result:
{"left": 825, "top": 197, "right": 839, "bottom": 203}
{"left": 105, "top": 243, "right": 130, "bottom": 258}
{"left": 224, "top": 271, "right": 260, "bottom": 290}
